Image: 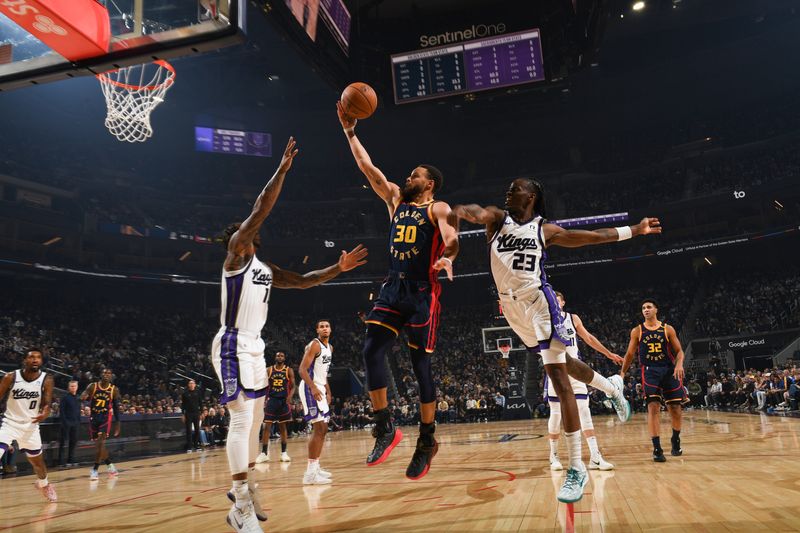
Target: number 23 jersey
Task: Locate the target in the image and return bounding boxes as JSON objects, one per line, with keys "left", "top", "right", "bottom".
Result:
{"left": 489, "top": 213, "right": 545, "bottom": 295}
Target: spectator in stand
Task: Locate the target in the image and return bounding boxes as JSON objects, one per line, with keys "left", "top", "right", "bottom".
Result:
{"left": 58, "top": 380, "right": 81, "bottom": 467}
{"left": 706, "top": 379, "right": 722, "bottom": 408}
{"left": 181, "top": 379, "right": 202, "bottom": 452}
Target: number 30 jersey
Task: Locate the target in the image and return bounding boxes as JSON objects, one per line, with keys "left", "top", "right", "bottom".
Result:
{"left": 388, "top": 201, "right": 444, "bottom": 282}
{"left": 489, "top": 213, "right": 546, "bottom": 295}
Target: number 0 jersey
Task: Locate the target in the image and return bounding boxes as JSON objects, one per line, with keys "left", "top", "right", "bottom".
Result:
{"left": 3, "top": 370, "right": 46, "bottom": 426}
{"left": 489, "top": 213, "right": 546, "bottom": 295}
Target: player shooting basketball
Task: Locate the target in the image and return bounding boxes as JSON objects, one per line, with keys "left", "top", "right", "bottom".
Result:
{"left": 337, "top": 102, "right": 459, "bottom": 480}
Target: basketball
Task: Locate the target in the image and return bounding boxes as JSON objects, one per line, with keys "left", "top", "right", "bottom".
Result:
{"left": 340, "top": 82, "right": 378, "bottom": 120}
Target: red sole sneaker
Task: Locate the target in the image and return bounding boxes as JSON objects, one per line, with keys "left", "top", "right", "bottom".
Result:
{"left": 367, "top": 429, "right": 404, "bottom": 466}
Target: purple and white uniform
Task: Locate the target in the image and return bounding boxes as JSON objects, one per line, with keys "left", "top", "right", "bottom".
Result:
{"left": 488, "top": 213, "right": 572, "bottom": 362}
{"left": 299, "top": 339, "right": 332, "bottom": 424}
{"left": 544, "top": 312, "right": 588, "bottom": 401}
{"left": 211, "top": 255, "right": 273, "bottom": 404}
{"left": 0, "top": 370, "right": 46, "bottom": 456}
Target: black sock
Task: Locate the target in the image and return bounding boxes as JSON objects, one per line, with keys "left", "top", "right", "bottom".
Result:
{"left": 672, "top": 429, "right": 681, "bottom": 443}
{"left": 281, "top": 441, "right": 287, "bottom": 453}
{"left": 262, "top": 443, "right": 268, "bottom": 454}
{"left": 652, "top": 436, "right": 662, "bottom": 451}
{"left": 419, "top": 422, "right": 436, "bottom": 444}
{"left": 93, "top": 463, "right": 99, "bottom": 470}
{"left": 373, "top": 408, "right": 393, "bottom": 433}
{"left": 104, "top": 458, "right": 111, "bottom": 465}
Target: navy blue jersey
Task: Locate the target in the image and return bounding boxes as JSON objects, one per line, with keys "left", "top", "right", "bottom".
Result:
{"left": 388, "top": 201, "right": 444, "bottom": 282}
{"left": 268, "top": 366, "right": 289, "bottom": 399}
{"left": 638, "top": 322, "right": 674, "bottom": 367}
{"left": 90, "top": 383, "right": 115, "bottom": 417}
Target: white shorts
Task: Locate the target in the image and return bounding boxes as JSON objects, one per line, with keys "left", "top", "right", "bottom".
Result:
{"left": 299, "top": 381, "right": 330, "bottom": 424}
{"left": 212, "top": 327, "right": 267, "bottom": 405}
{"left": 545, "top": 366, "right": 588, "bottom": 398}
{"left": 0, "top": 419, "right": 42, "bottom": 456}
{"left": 500, "top": 284, "right": 572, "bottom": 357}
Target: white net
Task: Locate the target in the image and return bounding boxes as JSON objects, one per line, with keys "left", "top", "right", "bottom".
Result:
{"left": 97, "top": 60, "right": 176, "bottom": 143}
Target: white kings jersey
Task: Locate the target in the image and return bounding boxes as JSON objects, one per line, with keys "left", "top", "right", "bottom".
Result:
{"left": 562, "top": 312, "right": 580, "bottom": 359}
{"left": 219, "top": 255, "right": 273, "bottom": 335}
{"left": 489, "top": 214, "right": 546, "bottom": 295}
{"left": 4, "top": 370, "right": 46, "bottom": 426}
{"left": 307, "top": 339, "right": 332, "bottom": 387}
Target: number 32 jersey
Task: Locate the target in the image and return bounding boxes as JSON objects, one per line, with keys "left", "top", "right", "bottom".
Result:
{"left": 489, "top": 213, "right": 545, "bottom": 295}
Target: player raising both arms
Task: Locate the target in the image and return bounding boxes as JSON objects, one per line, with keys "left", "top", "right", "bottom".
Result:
{"left": 216, "top": 137, "right": 368, "bottom": 533}
{"left": 450, "top": 178, "right": 661, "bottom": 503}
{"left": 337, "top": 102, "right": 459, "bottom": 480}
{"left": 0, "top": 349, "right": 56, "bottom": 502}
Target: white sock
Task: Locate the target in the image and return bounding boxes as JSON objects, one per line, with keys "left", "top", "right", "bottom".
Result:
{"left": 586, "top": 436, "right": 600, "bottom": 460}
{"left": 307, "top": 458, "right": 319, "bottom": 472}
{"left": 590, "top": 372, "right": 616, "bottom": 396}
{"left": 549, "top": 438, "right": 559, "bottom": 458}
{"left": 37, "top": 477, "right": 49, "bottom": 488}
{"left": 232, "top": 480, "right": 250, "bottom": 506}
{"left": 564, "top": 430, "right": 585, "bottom": 471}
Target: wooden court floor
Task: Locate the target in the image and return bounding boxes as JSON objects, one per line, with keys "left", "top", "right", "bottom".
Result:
{"left": 1, "top": 411, "right": 798, "bottom": 532}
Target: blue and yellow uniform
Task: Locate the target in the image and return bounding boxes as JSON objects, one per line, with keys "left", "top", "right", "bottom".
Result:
{"left": 264, "top": 365, "right": 291, "bottom": 422}
{"left": 89, "top": 382, "right": 115, "bottom": 440}
{"left": 366, "top": 201, "right": 445, "bottom": 352}
{"left": 638, "top": 322, "right": 683, "bottom": 403}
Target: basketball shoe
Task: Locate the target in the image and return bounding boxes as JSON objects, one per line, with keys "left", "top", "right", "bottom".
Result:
{"left": 550, "top": 456, "right": 564, "bottom": 471}
{"left": 557, "top": 468, "right": 588, "bottom": 503}
{"left": 255, "top": 452, "right": 269, "bottom": 464}
{"left": 89, "top": 468, "right": 99, "bottom": 481}
{"left": 280, "top": 452, "right": 291, "bottom": 462}
{"left": 406, "top": 425, "right": 438, "bottom": 480}
{"left": 366, "top": 416, "right": 403, "bottom": 466}
{"left": 588, "top": 455, "right": 614, "bottom": 470}
{"left": 226, "top": 501, "right": 263, "bottom": 533}
{"left": 303, "top": 464, "right": 332, "bottom": 485}
{"left": 607, "top": 375, "right": 632, "bottom": 422}
{"left": 226, "top": 486, "right": 267, "bottom": 522}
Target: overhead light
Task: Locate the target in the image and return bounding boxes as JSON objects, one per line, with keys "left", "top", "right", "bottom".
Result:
{"left": 704, "top": 257, "right": 713, "bottom": 266}
{"left": 42, "top": 236, "right": 61, "bottom": 246}
{"left": 266, "top": 74, "right": 280, "bottom": 81}
{"left": 620, "top": 13, "right": 624, "bottom": 18}
{"left": 633, "top": 1, "right": 645, "bottom": 11}
{"left": 179, "top": 251, "right": 191, "bottom": 261}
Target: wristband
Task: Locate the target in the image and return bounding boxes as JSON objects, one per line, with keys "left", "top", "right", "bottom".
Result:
{"left": 440, "top": 257, "right": 452, "bottom": 266}
{"left": 615, "top": 226, "right": 632, "bottom": 241}
{"left": 343, "top": 127, "right": 355, "bottom": 135}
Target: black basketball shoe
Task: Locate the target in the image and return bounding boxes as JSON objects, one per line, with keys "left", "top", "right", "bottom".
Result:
{"left": 670, "top": 437, "right": 682, "bottom": 456}
{"left": 367, "top": 426, "right": 403, "bottom": 466}
{"left": 405, "top": 435, "right": 439, "bottom": 480}
{"left": 653, "top": 449, "right": 667, "bottom": 462}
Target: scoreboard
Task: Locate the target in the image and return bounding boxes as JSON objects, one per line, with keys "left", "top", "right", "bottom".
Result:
{"left": 391, "top": 28, "right": 544, "bottom": 104}
{"left": 195, "top": 127, "right": 272, "bottom": 157}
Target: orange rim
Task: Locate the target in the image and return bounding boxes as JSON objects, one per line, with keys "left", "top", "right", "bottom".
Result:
{"left": 96, "top": 60, "right": 176, "bottom": 91}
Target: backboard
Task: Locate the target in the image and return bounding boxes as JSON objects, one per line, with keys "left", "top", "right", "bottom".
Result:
{"left": 0, "top": 0, "right": 245, "bottom": 91}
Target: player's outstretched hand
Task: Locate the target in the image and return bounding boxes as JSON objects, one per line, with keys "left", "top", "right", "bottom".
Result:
{"left": 278, "top": 136, "right": 299, "bottom": 174}
{"left": 607, "top": 352, "right": 624, "bottom": 365}
{"left": 338, "top": 244, "right": 368, "bottom": 271}
{"left": 636, "top": 217, "right": 662, "bottom": 236}
{"left": 337, "top": 101, "right": 357, "bottom": 130}
{"left": 432, "top": 257, "right": 454, "bottom": 281}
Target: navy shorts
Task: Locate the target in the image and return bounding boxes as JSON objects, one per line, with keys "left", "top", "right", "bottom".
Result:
{"left": 642, "top": 366, "right": 684, "bottom": 404}
{"left": 365, "top": 273, "right": 441, "bottom": 352}
{"left": 89, "top": 412, "right": 113, "bottom": 440}
{"left": 264, "top": 397, "right": 291, "bottom": 422}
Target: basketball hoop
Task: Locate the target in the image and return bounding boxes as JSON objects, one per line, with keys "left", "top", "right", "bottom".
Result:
{"left": 96, "top": 60, "right": 176, "bottom": 143}
{"left": 498, "top": 344, "right": 511, "bottom": 359}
